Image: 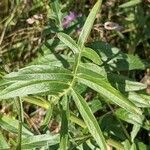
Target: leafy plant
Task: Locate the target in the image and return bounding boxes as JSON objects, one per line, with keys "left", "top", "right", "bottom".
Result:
{"left": 0, "top": 0, "right": 149, "bottom": 149}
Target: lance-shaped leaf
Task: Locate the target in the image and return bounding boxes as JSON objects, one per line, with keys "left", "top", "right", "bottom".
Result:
{"left": 119, "top": 0, "right": 142, "bottom": 8}
{"left": 21, "top": 134, "right": 59, "bottom": 149}
{"left": 128, "top": 92, "right": 150, "bottom": 108}
{"left": 77, "top": 74, "right": 142, "bottom": 115}
{"left": 23, "top": 96, "right": 50, "bottom": 109}
{"left": 71, "top": 88, "right": 107, "bottom": 150}
{"left": 0, "top": 65, "right": 73, "bottom": 99}
{"left": 115, "top": 108, "right": 144, "bottom": 126}
{"left": 78, "top": 63, "right": 146, "bottom": 92}
{"left": 82, "top": 47, "right": 102, "bottom": 65}
{"left": 78, "top": 63, "right": 106, "bottom": 78}
{"left": 4, "top": 65, "right": 72, "bottom": 81}
{"left": 58, "top": 32, "right": 79, "bottom": 54}
{"left": 107, "top": 73, "right": 147, "bottom": 92}
{"left": 131, "top": 125, "right": 141, "bottom": 142}
{"left": 0, "top": 81, "right": 69, "bottom": 100}
{"left": 78, "top": 0, "right": 102, "bottom": 48}
{"left": 60, "top": 95, "right": 69, "bottom": 150}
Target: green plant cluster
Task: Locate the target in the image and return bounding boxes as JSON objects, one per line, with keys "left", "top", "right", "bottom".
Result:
{"left": 0, "top": 0, "right": 149, "bottom": 149}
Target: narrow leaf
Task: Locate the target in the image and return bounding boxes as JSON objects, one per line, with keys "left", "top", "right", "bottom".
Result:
{"left": 115, "top": 108, "right": 144, "bottom": 126}
{"left": 4, "top": 65, "right": 72, "bottom": 79}
{"left": 128, "top": 92, "right": 150, "bottom": 107}
{"left": 78, "top": 0, "right": 102, "bottom": 48}
{"left": 0, "top": 81, "right": 69, "bottom": 99}
{"left": 51, "top": 0, "right": 63, "bottom": 28}
{"left": 58, "top": 32, "right": 79, "bottom": 54}
{"left": 82, "top": 47, "right": 102, "bottom": 65}
{"left": 78, "top": 63, "right": 106, "bottom": 78}
{"left": 41, "top": 104, "right": 53, "bottom": 128}
{"left": 60, "top": 95, "right": 69, "bottom": 150}
{"left": 77, "top": 74, "right": 142, "bottom": 115}
{"left": 23, "top": 96, "right": 50, "bottom": 109}
{"left": 78, "top": 63, "right": 147, "bottom": 92}
{"left": 71, "top": 88, "right": 107, "bottom": 150}
{"left": 107, "top": 73, "right": 147, "bottom": 92}
{"left": 131, "top": 125, "right": 141, "bottom": 142}
{"left": 119, "top": 0, "right": 142, "bottom": 8}
{"left": 21, "top": 134, "right": 59, "bottom": 149}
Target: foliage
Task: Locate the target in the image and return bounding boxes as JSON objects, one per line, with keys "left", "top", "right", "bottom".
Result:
{"left": 0, "top": 0, "right": 149, "bottom": 149}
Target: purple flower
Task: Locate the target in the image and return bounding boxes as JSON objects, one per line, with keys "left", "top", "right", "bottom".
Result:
{"left": 62, "top": 12, "right": 77, "bottom": 28}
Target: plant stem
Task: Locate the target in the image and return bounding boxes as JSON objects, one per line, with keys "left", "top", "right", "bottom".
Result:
{"left": 16, "top": 97, "right": 23, "bottom": 150}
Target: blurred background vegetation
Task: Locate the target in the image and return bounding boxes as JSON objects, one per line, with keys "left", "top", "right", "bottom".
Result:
{"left": 0, "top": 0, "right": 149, "bottom": 71}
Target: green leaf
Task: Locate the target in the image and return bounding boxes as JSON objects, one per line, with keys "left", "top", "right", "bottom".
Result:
{"left": 0, "top": 80, "right": 13, "bottom": 87}
{"left": 119, "top": 0, "right": 142, "bottom": 8}
{"left": 21, "top": 134, "right": 59, "bottom": 149}
{"left": 115, "top": 108, "right": 144, "bottom": 126}
{"left": 71, "top": 88, "right": 107, "bottom": 150}
{"left": 78, "top": 63, "right": 146, "bottom": 92}
{"left": 58, "top": 32, "right": 79, "bottom": 54}
{"left": 31, "top": 53, "right": 72, "bottom": 67}
{"left": 89, "top": 41, "right": 146, "bottom": 71}
{"left": 0, "top": 115, "right": 32, "bottom": 136}
{"left": 78, "top": 63, "right": 106, "bottom": 78}
{"left": 107, "top": 73, "right": 147, "bottom": 92}
{"left": 4, "top": 65, "right": 72, "bottom": 81}
{"left": 88, "top": 99, "right": 102, "bottom": 113}
{"left": 137, "top": 93, "right": 150, "bottom": 105}
{"left": 130, "top": 143, "right": 137, "bottom": 150}
{"left": 41, "top": 104, "right": 53, "bottom": 129}
{"left": 131, "top": 125, "right": 141, "bottom": 142}
{"left": 82, "top": 47, "right": 102, "bottom": 65}
{"left": 0, "top": 80, "right": 69, "bottom": 99}
{"left": 137, "top": 142, "right": 149, "bottom": 150}
{"left": 23, "top": 96, "right": 50, "bottom": 109}
{"left": 60, "top": 95, "right": 69, "bottom": 150}
{"left": 5, "top": 72, "right": 72, "bottom": 82}
{"left": 122, "top": 140, "right": 131, "bottom": 150}
{"left": 128, "top": 92, "right": 150, "bottom": 107}
{"left": 0, "top": 132, "right": 10, "bottom": 150}
{"left": 0, "top": 65, "right": 73, "bottom": 99}
{"left": 69, "top": 113, "right": 86, "bottom": 128}
{"left": 106, "top": 139, "right": 124, "bottom": 150}
{"left": 77, "top": 74, "right": 142, "bottom": 115}
{"left": 78, "top": 0, "right": 102, "bottom": 48}
{"left": 51, "top": 0, "right": 63, "bottom": 28}
{"left": 108, "top": 54, "right": 146, "bottom": 71}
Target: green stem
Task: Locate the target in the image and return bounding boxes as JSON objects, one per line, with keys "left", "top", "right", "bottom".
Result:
{"left": 51, "top": 48, "right": 83, "bottom": 104}
{"left": 16, "top": 97, "right": 23, "bottom": 150}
